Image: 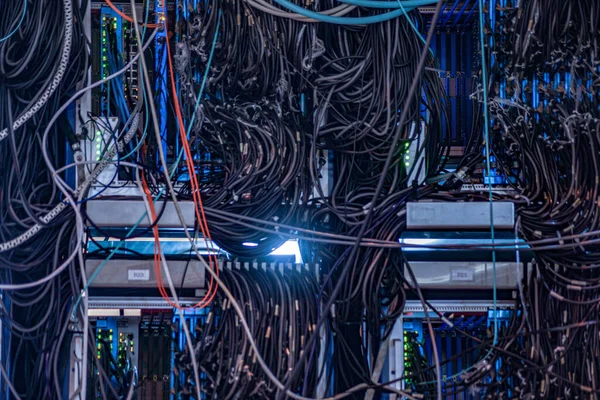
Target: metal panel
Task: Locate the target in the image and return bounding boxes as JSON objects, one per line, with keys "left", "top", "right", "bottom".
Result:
{"left": 406, "top": 202, "right": 515, "bottom": 230}
{"left": 402, "top": 299, "right": 515, "bottom": 314}
{"left": 404, "top": 261, "right": 522, "bottom": 289}
{"left": 86, "top": 199, "right": 195, "bottom": 228}
{"left": 85, "top": 259, "right": 205, "bottom": 288}
{"left": 87, "top": 297, "right": 206, "bottom": 309}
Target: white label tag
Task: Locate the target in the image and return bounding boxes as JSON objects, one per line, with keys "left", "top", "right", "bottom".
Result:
{"left": 451, "top": 269, "right": 473, "bottom": 281}
{"left": 128, "top": 269, "right": 150, "bottom": 281}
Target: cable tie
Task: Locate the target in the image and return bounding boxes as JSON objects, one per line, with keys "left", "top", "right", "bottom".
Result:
{"left": 556, "top": 231, "right": 564, "bottom": 245}
{"left": 550, "top": 291, "right": 565, "bottom": 301}
{"left": 561, "top": 225, "right": 574, "bottom": 234}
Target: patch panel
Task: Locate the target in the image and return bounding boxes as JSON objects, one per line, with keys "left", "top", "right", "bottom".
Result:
{"left": 428, "top": 0, "right": 479, "bottom": 149}
{"left": 386, "top": 301, "right": 515, "bottom": 400}
{"left": 90, "top": 2, "right": 154, "bottom": 116}
{"left": 139, "top": 310, "right": 173, "bottom": 400}
{"left": 96, "top": 326, "right": 115, "bottom": 362}
{"left": 172, "top": 309, "right": 210, "bottom": 399}
{"left": 89, "top": 313, "right": 171, "bottom": 399}
{"left": 93, "top": 319, "right": 119, "bottom": 400}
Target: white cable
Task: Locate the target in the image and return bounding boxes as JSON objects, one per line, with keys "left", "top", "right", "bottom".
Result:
{"left": 0, "top": 111, "right": 139, "bottom": 271}
{"left": 129, "top": 5, "right": 203, "bottom": 399}
{"left": 0, "top": 112, "right": 139, "bottom": 288}
{"left": 0, "top": 28, "right": 157, "bottom": 255}
{"left": 79, "top": 280, "right": 89, "bottom": 400}
{"left": 63, "top": 6, "right": 425, "bottom": 399}
{"left": 125, "top": 8, "right": 420, "bottom": 398}
{"left": 134, "top": 168, "right": 203, "bottom": 400}
{"left": 0, "top": 0, "right": 73, "bottom": 142}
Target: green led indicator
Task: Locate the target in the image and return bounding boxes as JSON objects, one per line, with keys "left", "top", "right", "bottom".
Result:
{"left": 405, "top": 162, "right": 410, "bottom": 167}
{"left": 405, "top": 155, "right": 410, "bottom": 160}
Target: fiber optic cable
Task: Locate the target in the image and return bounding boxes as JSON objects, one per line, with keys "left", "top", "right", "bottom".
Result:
{"left": 272, "top": 0, "right": 421, "bottom": 24}
{"left": 0, "top": 0, "right": 27, "bottom": 43}
{"left": 336, "top": 0, "right": 437, "bottom": 8}
{"left": 478, "top": 0, "right": 498, "bottom": 346}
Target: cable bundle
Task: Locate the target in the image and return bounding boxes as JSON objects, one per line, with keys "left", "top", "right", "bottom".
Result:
{"left": 432, "top": 0, "right": 600, "bottom": 397}
{"left": 11, "top": 0, "right": 600, "bottom": 398}
{"left": 176, "top": 0, "right": 315, "bottom": 107}
{"left": 173, "top": 265, "right": 322, "bottom": 399}
{"left": 178, "top": 95, "right": 311, "bottom": 257}
{"left": 0, "top": 0, "right": 89, "bottom": 397}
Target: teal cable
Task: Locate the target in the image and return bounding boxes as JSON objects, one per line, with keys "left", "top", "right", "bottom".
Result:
{"left": 273, "top": 0, "right": 416, "bottom": 24}
{"left": 417, "top": 1, "right": 500, "bottom": 387}
{"left": 72, "top": 2, "right": 158, "bottom": 318}
{"left": 337, "top": 0, "right": 437, "bottom": 9}
{"left": 0, "top": 0, "right": 27, "bottom": 43}
{"left": 73, "top": 7, "right": 223, "bottom": 319}
{"left": 478, "top": 0, "right": 498, "bottom": 346}
{"left": 121, "top": 0, "right": 153, "bottom": 160}
{"left": 185, "top": 11, "right": 222, "bottom": 138}
{"left": 71, "top": 212, "right": 147, "bottom": 317}
{"left": 394, "top": 0, "right": 434, "bottom": 54}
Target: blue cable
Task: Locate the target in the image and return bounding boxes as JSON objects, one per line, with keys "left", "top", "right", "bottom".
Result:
{"left": 417, "top": 1, "right": 502, "bottom": 388}
{"left": 478, "top": 0, "right": 498, "bottom": 346}
{"left": 185, "top": 11, "right": 222, "bottom": 138}
{"left": 394, "top": 0, "right": 434, "bottom": 54}
{"left": 75, "top": 118, "right": 122, "bottom": 205}
{"left": 273, "top": 0, "right": 416, "bottom": 24}
{"left": 121, "top": 1, "right": 152, "bottom": 161}
{"left": 0, "top": 0, "right": 27, "bottom": 43}
{"left": 73, "top": 7, "right": 223, "bottom": 320}
{"left": 337, "top": 0, "right": 437, "bottom": 9}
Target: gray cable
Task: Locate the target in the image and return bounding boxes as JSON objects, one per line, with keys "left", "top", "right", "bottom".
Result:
{"left": 129, "top": 5, "right": 203, "bottom": 399}
{"left": 0, "top": 0, "right": 73, "bottom": 142}
{"left": 0, "top": 28, "right": 158, "bottom": 256}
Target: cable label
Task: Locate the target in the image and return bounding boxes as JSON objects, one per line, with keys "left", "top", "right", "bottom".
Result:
{"left": 451, "top": 269, "right": 473, "bottom": 281}
{"left": 128, "top": 269, "right": 150, "bottom": 281}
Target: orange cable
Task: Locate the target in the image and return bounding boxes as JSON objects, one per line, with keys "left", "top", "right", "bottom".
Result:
{"left": 125, "top": 5, "right": 218, "bottom": 309}
{"left": 140, "top": 145, "right": 186, "bottom": 308}
{"left": 164, "top": 33, "right": 219, "bottom": 308}
{"left": 104, "top": 0, "right": 161, "bottom": 28}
